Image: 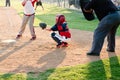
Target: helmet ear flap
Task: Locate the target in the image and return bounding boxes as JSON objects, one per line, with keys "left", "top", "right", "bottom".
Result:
{"left": 60, "top": 16, "right": 65, "bottom": 22}
{"left": 56, "top": 14, "right": 65, "bottom": 24}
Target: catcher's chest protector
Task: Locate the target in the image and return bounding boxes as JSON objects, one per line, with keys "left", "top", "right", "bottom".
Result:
{"left": 57, "top": 25, "right": 63, "bottom": 31}
{"left": 57, "top": 25, "right": 71, "bottom": 38}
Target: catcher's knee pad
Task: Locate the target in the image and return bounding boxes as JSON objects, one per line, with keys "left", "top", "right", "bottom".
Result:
{"left": 51, "top": 32, "right": 61, "bottom": 44}
{"left": 51, "top": 32, "right": 56, "bottom": 37}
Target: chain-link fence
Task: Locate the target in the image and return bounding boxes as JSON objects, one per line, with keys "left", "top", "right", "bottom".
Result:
{"left": 42, "top": 0, "right": 81, "bottom": 9}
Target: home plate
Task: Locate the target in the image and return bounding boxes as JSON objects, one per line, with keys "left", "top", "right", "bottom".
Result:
{"left": 1, "top": 39, "right": 16, "bottom": 43}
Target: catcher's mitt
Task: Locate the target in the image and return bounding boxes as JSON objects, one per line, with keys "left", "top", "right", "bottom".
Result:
{"left": 39, "top": 22, "right": 47, "bottom": 29}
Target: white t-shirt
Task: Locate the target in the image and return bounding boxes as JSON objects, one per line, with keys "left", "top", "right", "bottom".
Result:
{"left": 24, "top": 0, "right": 35, "bottom": 15}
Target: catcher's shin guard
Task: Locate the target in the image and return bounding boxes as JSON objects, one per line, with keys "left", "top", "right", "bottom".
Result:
{"left": 51, "top": 32, "right": 61, "bottom": 45}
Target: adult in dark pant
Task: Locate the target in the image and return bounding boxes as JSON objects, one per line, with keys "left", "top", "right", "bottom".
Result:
{"left": 84, "top": 0, "right": 120, "bottom": 56}
{"left": 5, "top": 0, "right": 10, "bottom": 7}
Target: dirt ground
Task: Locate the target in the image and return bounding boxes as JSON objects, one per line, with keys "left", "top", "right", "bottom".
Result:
{"left": 0, "top": 7, "right": 120, "bottom": 73}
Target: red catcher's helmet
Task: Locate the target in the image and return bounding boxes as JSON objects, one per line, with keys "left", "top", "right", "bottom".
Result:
{"left": 56, "top": 14, "right": 66, "bottom": 25}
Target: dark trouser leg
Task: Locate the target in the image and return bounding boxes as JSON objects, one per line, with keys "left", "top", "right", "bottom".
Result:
{"left": 5, "top": 2, "right": 7, "bottom": 6}
{"left": 8, "top": 1, "right": 10, "bottom": 6}
{"left": 107, "top": 24, "right": 119, "bottom": 51}
{"left": 90, "top": 25, "right": 108, "bottom": 54}
{"left": 51, "top": 32, "right": 61, "bottom": 45}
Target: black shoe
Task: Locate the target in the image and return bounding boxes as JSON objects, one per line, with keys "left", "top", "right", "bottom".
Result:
{"left": 87, "top": 52, "right": 100, "bottom": 56}
{"left": 30, "top": 37, "right": 36, "bottom": 40}
{"left": 56, "top": 43, "right": 63, "bottom": 48}
{"left": 106, "top": 49, "right": 115, "bottom": 52}
{"left": 16, "top": 35, "right": 22, "bottom": 39}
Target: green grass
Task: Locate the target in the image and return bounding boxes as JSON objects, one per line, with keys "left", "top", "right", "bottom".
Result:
{"left": 37, "top": 56, "right": 120, "bottom": 80}
{"left": 0, "top": 0, "right": 120, "bottom": 80}
{"left": 0, "top": 56, "right": 120, "bottom": 80}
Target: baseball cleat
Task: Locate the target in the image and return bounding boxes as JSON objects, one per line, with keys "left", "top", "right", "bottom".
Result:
{"left": 16, "top": 35, "right": 22, "bottom": 39}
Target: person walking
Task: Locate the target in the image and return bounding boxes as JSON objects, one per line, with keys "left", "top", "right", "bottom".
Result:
{"left": 84, "top": 0, "right": 120, "bottom": 56}
{"left": 16, "top": 0, "right": 38, "bottom": 40}
{"left": 5, "top": 0, "right": 11, "bottom": 7}
{"left": 35, "top": 0, "right": 44, "bottom": 10}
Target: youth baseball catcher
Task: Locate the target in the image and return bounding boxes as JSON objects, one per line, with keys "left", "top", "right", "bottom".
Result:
{"left": 39, "top": 14, "right": 71, "bottom": 48}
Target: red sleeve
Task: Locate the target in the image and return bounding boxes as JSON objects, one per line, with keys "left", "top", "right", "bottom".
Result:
{"left": 22, "top": 0, "right": 26, "bottom": 6}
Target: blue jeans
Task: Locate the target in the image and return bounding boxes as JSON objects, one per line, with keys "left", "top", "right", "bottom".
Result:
{"left": 89, "top": 11, "right": 120, "bottom": 54}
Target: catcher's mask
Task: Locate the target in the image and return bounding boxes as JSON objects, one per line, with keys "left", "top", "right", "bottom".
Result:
{"left": 56, "top": 14, "right": 66, "bottom": 25}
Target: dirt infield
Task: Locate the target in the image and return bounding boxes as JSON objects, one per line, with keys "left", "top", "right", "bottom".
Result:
{"left": 0, "top": 7, "right": 120, "bottom": 73}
